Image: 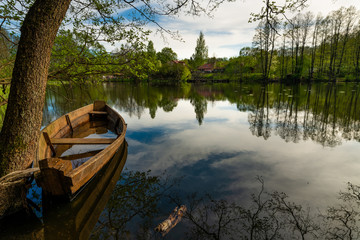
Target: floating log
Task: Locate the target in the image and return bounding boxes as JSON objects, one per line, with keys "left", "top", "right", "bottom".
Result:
{"left": 154, "top": 205, "right": 187, "bottom": 236}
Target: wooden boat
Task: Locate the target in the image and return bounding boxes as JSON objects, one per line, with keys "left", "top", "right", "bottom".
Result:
{"left": 43, "top": 141, "right": 128, "bottom": 239}
{"left": 34, "top": 100, "right": 127, "bottom": 197}
{"left": 0, "top": 142, "right": 128, "bottom": 240}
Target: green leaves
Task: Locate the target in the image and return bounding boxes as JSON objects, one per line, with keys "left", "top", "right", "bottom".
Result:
{"left": 249, "top": 0, "right": 308, "bottom": 24}
{"left": 191, "top": 31, "right": 208, "bottom": 68}
{"left": 157, "top": 47, "right": 177, "bottom": 64}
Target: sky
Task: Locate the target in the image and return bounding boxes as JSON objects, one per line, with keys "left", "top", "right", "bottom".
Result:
{"left": 144, "top": 0, "right": 360, "bottom": 59}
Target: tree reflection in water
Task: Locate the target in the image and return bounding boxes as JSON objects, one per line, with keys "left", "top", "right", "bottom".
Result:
{"left": 40, "top": 82, "right": 360, "bottom": 147}
{"left": 248, "top": 82, "right": 360, "bottom": 147}
{"left": 1, "top": 154, "right": 358, "bottom": 239}
{"left": 88, "top": 171, "right": 360, "bottom": 240}
{"left": 90, "top": 170, "right": 180, "bottom": 239}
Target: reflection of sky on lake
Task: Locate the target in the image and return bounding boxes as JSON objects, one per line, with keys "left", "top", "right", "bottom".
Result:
{"left": 111, "top": 99, "right": 360, "bottom": 209}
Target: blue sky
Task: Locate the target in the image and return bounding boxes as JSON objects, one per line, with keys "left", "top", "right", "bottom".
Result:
{"left": 143, "top": 0, "right": 360, "bottom": 59}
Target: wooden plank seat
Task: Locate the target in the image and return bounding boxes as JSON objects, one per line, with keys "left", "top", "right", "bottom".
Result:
{"left": 60, "top": 150, "right": 102, "bottom": 161}
{"left": 89, "top": 111, "right": 108, "bottom": 115}
{"left": 51, "top": 138, "right": 116, "bottom": 145}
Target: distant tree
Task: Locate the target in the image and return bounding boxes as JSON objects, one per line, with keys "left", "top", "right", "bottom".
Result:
{"left": 253, "top": 19, "right": 279, "bottom": 80}
{"left": 353, "top": 24, "right": 360, "bottom": 80}
{"left": 309, "top": 14, "right": 322, "bottom": 79}
{"left": 191, "top": 31, "right": 208, "bottom": 68}
{"left": 156, "top": 47, "right": 177, "bottom": 64}
{"left": 335, "top": 6, "right": 357, "bottom": 77}
{"left": 147, "top": 41, "right": 157, "bottom": 59}
{"left": 239, "top": 47, "right": 253, "bottom": 57}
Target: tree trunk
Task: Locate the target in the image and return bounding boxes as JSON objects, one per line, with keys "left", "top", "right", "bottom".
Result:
{"left": 0, "top": 0, "right": 71, "bottom": 177}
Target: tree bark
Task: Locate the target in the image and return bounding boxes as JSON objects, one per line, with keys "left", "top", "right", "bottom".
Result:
{"left": 0, "top": 0, "right": 72, "bottom": 177}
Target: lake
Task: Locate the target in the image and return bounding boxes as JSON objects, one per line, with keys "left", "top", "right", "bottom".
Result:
{"left": 1, "top": 81, "right": 360, "bottom": 239}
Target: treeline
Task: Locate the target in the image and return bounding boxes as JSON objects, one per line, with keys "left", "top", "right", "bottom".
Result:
{"left": 249, "top": 5, "right": 360, "bottom": 81}
{"left": 1, "top": 6, "right": 359, "bottom": 85}
{"left": 145, "top": 5, "right": 360, "bottom": 83}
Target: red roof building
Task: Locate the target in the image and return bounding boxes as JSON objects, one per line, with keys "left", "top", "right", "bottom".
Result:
{"left": 198, "top": 63, "right": 214, "bottom": 73}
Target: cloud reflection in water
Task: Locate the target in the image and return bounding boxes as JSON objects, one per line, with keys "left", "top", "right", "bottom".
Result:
{"left": 113, "top": 99, "right": 360, "bottom": 210}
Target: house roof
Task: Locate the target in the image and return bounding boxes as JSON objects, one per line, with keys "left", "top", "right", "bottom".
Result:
{"left": 172, "top": 60, "right": 186, "bottom": 65}
{"left": 198, "top": 63, "right": 214, "bottom": 71}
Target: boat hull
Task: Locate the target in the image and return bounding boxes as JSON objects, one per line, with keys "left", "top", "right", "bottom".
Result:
{"left": 35, "top": 101, "right": 127, "bottom": 197}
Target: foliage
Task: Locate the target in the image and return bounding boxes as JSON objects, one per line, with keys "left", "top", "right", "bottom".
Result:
{"left": 155, "top": 62, "right": 191, "bottom": 82}
{"left": 156, "top": 47, "right": 178, "bottom": 64}
{"left": 147, "top": 41, "right": 156, "bottom": 59}
{"left": 190, "top": 31, "right": 209, "bottom": 68}
{"left": 0, "top": 86, "right": 9, "bottom": 130}
{"left": 0, "top": 29, "right": 15, "bottom": 84}
{"left": 113, "top": 45, "right": 159, "bottom": 82}
{"left": 245, "top": 5, "right": 360, "bottom": 82}
{"left": 0, "top": 0, "right": 226, "bottom": 86}
{"left": 49, "top": 30, "right": 162, "bottom": 82}
{"left": 225, "top": 55, "right": 257, "bottom": 80}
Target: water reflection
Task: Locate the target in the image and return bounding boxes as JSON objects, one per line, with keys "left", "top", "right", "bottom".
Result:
{"left": 40, "top": 82, "right": 360, "bottom": 209}
{"left": 90, "top": 170, "right": 179, "bottom": 239}
{"left": 42, "top": 82, "right": 360, "bottom": 147}
{"left": 1, "top": 82, "right": 359, "bottom": 239}
{"left": 248, "top": 83, "right": 360, "bottom": 147}
{"left": 181, "top": 179, "right": 360, "bottom": 240}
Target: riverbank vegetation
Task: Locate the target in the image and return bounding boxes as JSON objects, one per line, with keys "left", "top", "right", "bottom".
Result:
{"left": 46, "top": 4, "right": 360, "bottom": 83}
{"left": 1, "top": 5, "right": 359, "bottom": 88}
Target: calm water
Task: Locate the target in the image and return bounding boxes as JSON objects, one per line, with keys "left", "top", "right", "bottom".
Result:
{"left": 2, "top": 82, "right": 360, "bottom": 239}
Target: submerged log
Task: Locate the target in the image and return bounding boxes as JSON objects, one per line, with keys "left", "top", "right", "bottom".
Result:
{"left": 0, "top": 168, "right": 39, "bottom": 219}
{"left": 154, "top": 205, "right": 187, "bottom": 236}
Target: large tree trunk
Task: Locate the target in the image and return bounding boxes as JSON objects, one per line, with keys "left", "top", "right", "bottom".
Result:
{"left": 0, "top": 0, "right": 71, "bottom": 177}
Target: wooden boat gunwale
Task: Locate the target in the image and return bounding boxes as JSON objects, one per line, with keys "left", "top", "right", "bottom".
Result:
{"left": 35, "top": 100, "right": 127, "bottom": 197}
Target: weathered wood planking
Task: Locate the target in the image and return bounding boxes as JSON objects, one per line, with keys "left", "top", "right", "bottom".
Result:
{"left": 89, "top": 111, "right": 107, "bottom": 115}
{"left": 93, "top": 100, "right": 106, "bottom": 111}
{"left": 38, "top": 158, "right": 73, "bottom": 196}
{"left": 53, "top": 123, "right": 99, "bottom": 158}
{"left": 50, "top": 138, "right": 116, "bottom": 145}
{"left": 35, "top": 104, "right": 93, "bottom": 167}
{"left": 35, "top": 100, "right": 127, "bottom": 197}
{"left": 65, "top": 133, "right": 125, "bottom": 194}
